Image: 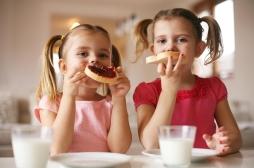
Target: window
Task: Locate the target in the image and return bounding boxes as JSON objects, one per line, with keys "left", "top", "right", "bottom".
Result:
{"left": 193, "top": 0, "right": 235, "bottom": 79}
{"left": 215, "top": 0, "right": 235, "bottom": 79}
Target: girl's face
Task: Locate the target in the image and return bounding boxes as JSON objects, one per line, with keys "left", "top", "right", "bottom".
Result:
{"left": 61, "top": 30, "right": 112, "bottom": 87}
{"left": 153, "top": 17, "right": 205, "bottom": 69}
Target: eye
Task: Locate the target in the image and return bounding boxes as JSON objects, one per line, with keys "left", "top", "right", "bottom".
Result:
{"left": 78, "top": 51, "right": 89, "bottom": 57}
{"left": 98, "top": 52, "right": 110, "bottom": 59}
{"left": 156, "top": 38, "right": 167, "bottom": 45}
{"left": 176, "top": 37, "right": 187, "bottom": 43}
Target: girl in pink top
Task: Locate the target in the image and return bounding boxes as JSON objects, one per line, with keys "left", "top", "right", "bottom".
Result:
{"left": 133, "top": 8, "right": 241, "bottom": 156}
{"left": 35, "top": 24, "right": 131, "bottom": 155}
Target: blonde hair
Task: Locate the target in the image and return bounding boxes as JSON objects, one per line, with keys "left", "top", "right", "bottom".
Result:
{"left": 135, "top": 8, "right": 223, "bottom": 65}
{"left": 36, "top": 24, "right": 121, "bottom": 101}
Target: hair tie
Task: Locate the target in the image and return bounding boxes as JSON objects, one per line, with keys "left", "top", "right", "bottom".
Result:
{"left": 198, "top": 17, "right": 203, "bottom": 23}
{"left": 61, "top": 35, "right": 65, "bottom": 41}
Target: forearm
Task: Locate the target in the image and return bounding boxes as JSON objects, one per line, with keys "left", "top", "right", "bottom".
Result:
{"left": 107, "top": 96, "right": 132, "bottom": 153}
{"left": 141, "top": 91, "right": 177, "bottom": 149}
{"left": 234, "top": 132, "right": 242, "bottom": 151}
{"left": 51, "top": 95, "right": 75, "bottom": 155}
{"left": 229, "top": 128, "right": 242, "bottom": 154}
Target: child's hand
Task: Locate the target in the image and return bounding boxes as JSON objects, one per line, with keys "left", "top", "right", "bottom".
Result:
{"left": 109, "top": 67, "right": 130, "bottom": 97}
{"left": 203, "top": 126, "right": 233, "bottom": 156}
{"left": 158, "top": 53, "right": 185, "bottom": 93}
{"left": 62, "top": 70, "right": 86, "bottom": 97}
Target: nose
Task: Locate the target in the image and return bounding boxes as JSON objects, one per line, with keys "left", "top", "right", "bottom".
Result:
{"left": 164, "top": 40, "right": 177, "bottom": 52}
{"left": 88, "top": 52, "right": 98, "bottom": 63}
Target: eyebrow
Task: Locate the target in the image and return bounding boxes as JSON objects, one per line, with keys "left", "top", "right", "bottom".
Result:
{"left": 100, "top": 49, "right": 110, "bottom": 53}
{"left": 155, "top": 33, "right": 192, "bottom": 39}
{"left": 75, "top": 46, "right": 110, "bottom": 53}
{"left": 75, "top": 46, "right": 90, "bottom": 50}
{"left": 176, "top": 33, "right": 192, "bottom": 38}
{"left": 154, "top": 35, "right": 166, "bottom": 39}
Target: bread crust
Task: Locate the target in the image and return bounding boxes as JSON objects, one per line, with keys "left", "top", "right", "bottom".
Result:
{"left": 146, "top": 51, "right": 180, "bottom": 64}
{"left": 85, "top": 66, "right": 117, "bottom": 84}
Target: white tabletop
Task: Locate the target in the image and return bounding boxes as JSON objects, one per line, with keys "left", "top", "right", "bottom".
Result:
{"left": 1, "top": 149, "right": 254, "bottom": 168}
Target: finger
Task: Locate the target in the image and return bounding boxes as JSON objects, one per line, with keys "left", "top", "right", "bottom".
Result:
{"left": 110, "top": 81, "right": 129, "bottom": 88}
{"left": 116, "top": 66, "right": 123, "bottom": 73}
{"left": 157, "top": 63, "right": 166, "bottom": 75}
{"left": 217, "top": 146, "right": 230, "bottom": 156}
{"left": 65, "top": 67, "right": 81, "bottom": 78}
{"left": 218, "top": 130, "right": 228, "bottom": 137}
{"left": 173, "top": 63, "right": 184, "bottom": 77}
{"left": 219, "top": 136, "right": 230, "bottom": 144}
{"left": 203, "top": 134, "right": 216, "bottom": 149}
{"left": 173, "top": 53, "right": 184, "bottom": 71}
{"left": 115, "top": 71, "right": 125, "bottom": 78}
{"left": 111, "top": 75, "right": 129, "bottom": 84}
{"left": 165, "top": 56, "right": 173, "bottom": 75}
{"left": 118, "top": 78, "right": 130, "bottom": 85}
{"left": 203, "top": 134, "right": 212, "bottom": 142}
{"left": 70, "top": 71, "right": 86, "bottom": 83}
{"left": 218, "top": 126, "right": 226, "bottom": 132}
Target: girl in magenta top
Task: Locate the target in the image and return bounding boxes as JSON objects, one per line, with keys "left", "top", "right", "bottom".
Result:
{"left": 35, "top": 24, "right": 131, "bottom": 155}
{"left": 133, "top": 8, "right": 241, "bottom": 156}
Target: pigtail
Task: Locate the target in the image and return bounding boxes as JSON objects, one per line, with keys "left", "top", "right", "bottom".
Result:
{"left": 200, "top": 16, "right": 223, "bottom": 65}
{"left": 112, "top": 44, "right": 121, "bottom": 67}
{"left": 36, "top": 35, "right": 62, "bottom": 101}
{"left": 134, "top": 19, "right": 153, "bottom": 61}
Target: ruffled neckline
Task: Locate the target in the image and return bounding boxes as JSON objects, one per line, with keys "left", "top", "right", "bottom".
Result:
{"left": 176, "top": 76, "right": 208, "bottom": 100}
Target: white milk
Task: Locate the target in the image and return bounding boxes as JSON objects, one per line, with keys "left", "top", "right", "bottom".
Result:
{"left": 159, "top": 138, "right": 193, "bottom": 167}
{"left": 12, "top": 137, "right": 51, "bottom": 168}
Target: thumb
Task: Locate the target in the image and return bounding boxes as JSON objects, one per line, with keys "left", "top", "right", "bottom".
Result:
{"left": 157, "top": 63, "right": 166, "bottom": 75}
{"left": 203, "top": 134, "right": 212, "bottom": 142}
{"left": 203, "top": 134, "right": 215, "bottom": 149}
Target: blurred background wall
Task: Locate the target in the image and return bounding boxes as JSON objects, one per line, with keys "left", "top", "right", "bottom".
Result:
{"left": 0, "top": 0, "right": 201, "bottom": 122}
{"left": 0, "top": 0, "right": 254, "bottom": 149}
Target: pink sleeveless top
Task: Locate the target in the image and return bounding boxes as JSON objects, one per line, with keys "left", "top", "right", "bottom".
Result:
{"left": 133, "top": 76, "right": 227, "bottom": 148}
{"left": 34, "top": 96, "right": 112, "bottom": 152}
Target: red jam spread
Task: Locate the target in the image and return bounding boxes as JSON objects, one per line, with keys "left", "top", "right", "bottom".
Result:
{"left": 88, "top": 61, "right": 116, "bottom": 78}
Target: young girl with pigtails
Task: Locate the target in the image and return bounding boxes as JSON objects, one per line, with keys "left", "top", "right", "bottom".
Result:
{"left": 133, "top": 8, "right": 241, "bottom": 156}
{"left": 35, "top": 24, "right": 132, "bottom": 155}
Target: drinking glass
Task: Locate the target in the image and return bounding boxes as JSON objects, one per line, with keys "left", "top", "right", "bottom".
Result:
{"left": 12, "top": 125, "right": 52, "bottom": 168}
{"left": 158, "top": 125, "right": 196, "bottom": 167}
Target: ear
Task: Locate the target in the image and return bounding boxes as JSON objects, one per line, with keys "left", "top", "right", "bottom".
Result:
{"left": 195, "top": 41, "right": 206, "bottom": 58}
{"left": 149, "top": 44, "right": 155, "bottom": 54}
{"left": 59, "top": 58, "right": 67, "bottom": 75}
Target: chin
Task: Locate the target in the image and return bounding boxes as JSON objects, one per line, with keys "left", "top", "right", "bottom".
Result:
{"left": 82, "top": 79, "right": 101, "bottom": 89}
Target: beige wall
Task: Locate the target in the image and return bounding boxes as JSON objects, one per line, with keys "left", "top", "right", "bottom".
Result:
{"left": 223, "top": 0, "right": 254, "bottom": 119}
{"left": 0, "top": 0, "right": 254, "bottom": 121}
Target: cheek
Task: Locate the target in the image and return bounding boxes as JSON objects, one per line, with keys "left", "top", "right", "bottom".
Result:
{"left": 67, "top": 59, "right": 88, "bottom": 72}
{"left": 80, "top": 60, "right": 88, "bottom": 68}
{"left": 153, "top": 45, "right": 163, "bottom": 54}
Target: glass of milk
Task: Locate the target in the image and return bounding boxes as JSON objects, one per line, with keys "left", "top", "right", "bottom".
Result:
{"left": 12, "top": 125, "right": 52, "bottom": 168}
{"left": 158, "top": 125, "right": 196, "bottom": 167}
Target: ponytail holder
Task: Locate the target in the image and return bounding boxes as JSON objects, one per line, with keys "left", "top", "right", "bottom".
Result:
{"left": 61, "top": 35, "right": 65, "bottom": 41}
{"left": 198, "top": 17, "right": 202, "bottom": 23}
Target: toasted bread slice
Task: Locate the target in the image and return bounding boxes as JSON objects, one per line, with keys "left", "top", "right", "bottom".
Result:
{"left": 84, "top": 61, "right": 117, "bottom": 84}
{"left": 146, "top": 51, "right": 180, "bottom": 64}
